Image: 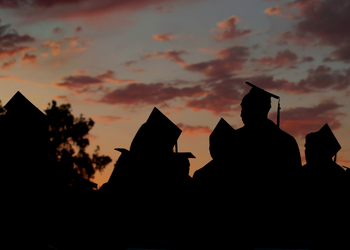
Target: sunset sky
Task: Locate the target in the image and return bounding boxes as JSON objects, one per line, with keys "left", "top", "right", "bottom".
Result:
{"left": 1, "top": 0, "right": 350, "bottom": 188}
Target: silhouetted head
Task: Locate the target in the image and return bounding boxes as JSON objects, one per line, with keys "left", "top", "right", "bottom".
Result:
{"left": 304, "top": 124, "right": 341, "bottom": 164}
{"left": 240, "top": 87, "right": 271, "bottom": 126}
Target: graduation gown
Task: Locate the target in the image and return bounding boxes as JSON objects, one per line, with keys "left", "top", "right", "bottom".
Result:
{"left": 233, "top": 118, "right": 302, "bottom": 248}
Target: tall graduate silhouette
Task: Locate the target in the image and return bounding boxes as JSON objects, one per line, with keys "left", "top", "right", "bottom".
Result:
{"left": 100, "top": 107, "right": 194, "bottom": 250}
{"left": 234, "top": 82, "right": 302, "bottom": 248}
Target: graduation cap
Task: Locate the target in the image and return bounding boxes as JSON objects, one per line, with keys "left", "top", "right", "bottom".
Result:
{"left": 318, "top": 123, "right": 341, "bottom": 160}
{"left": 244, "top": 81, "right": 281, "bottom": 128}
{"left": 3, "top": 91, "right": 46, "bottom": 121}
{"left": 115, "top": 107, "right": 195, "bottom": 158}
{"left": 209, "top": 118, "right": 235, "bottom": 159}
{"left": 306, "top": 123, "right": 341, "bottom": 162}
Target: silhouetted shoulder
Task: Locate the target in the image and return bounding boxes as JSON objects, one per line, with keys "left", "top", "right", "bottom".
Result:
{"left": 193, "top": 160, "right": 217, "bottom": 181}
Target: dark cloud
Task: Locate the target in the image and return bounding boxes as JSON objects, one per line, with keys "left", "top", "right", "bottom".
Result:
{"left": 184, "top": 46, "right": 250, "bottom": 79}
{"left": 295, "top": 65, "right": 350, "bottom": 92}
{"left": 99, "top": 83, "right": 206, "bottom": 106}
{"left": 54, "top": 70, "right": 134, "bottom": 91}
{"left": 0, "top": 0, "right": 192, "bottom": 20}
{"left": 0, "top": 23, "right": 36, "bottom": 59}
{"left": 274, "top": 0, "right": 350, "bottom": 63}
{"left": 271, "top": 100, "right": 344, "bottom": 138}
{"left": 213, "top": 15, "right": 251, "bottom": 41}
{"left": 329, "top": 44, "right": 350, "bottom": 63}
{"left": 177, "top": 123, "right": 211, "bottom": 136}
{"left": 75, "top": 26, "right": 82, "bottom": 33}
{"left": 301, "top": 56, "right": 314, "bottom": 63}
{"left": 251, "top": 49, "right": 298, "bottom": 69}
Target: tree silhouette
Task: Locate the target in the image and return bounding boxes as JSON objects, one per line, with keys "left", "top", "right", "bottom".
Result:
{"left": 45, "top": 100, "right": 111, "bottom": 191}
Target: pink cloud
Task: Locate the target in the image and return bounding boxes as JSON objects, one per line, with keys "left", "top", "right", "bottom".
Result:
{"left": 142, "top": 49, "right": 188, "bottom": 67}
{"left": 213, "top": 15, "right": 251, "bottom": 41}
{"left": 152, "top": 33, "right": 175, "bottom": 41}
{"left": 177, "top": 123, "right": 211, "bottom": 136}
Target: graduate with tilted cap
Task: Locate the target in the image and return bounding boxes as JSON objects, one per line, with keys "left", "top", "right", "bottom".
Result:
{"left": 100, "top": 107, "right": 195, "bottom": 250}
{"left": 108, "top": 107, "right": 195, "bottom": 186}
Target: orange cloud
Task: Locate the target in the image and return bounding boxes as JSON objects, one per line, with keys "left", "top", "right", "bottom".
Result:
{"left": 214, "top": 15, "right": 251, "bottom": 41}
{"left": 0, "top": 75, "right": 44, "bottom": 87}
{"left": 92, "top": 116, "right": 130, "bottom": 123}
{"left": 177, "top": 123, "right": 211, "bottom": 136}
{"left": 264, "top": 5, "right": 283, "bottom": 15}
{"left": 1, "top": 60, "right": 15, "bottom": 69}
{"left": 19, "top": 53, "right": 37, "bottom": 64}
{"left": 152, "top": 33, "right": 176, "bottom": 41}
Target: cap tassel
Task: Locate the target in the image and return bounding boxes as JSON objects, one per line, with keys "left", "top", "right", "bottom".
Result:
{"left": 277, "top": 98, "right": 281, "bottom": 128}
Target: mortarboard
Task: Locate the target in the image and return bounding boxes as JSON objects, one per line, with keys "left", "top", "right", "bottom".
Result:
{"left": 318, "top": 123, "right": 341, "bottom": 159}
{"left": 115, "top": 107, "right": 195, "bottom": 158}
{"left": 244, "top": 81, "right": 281, "bottom": 128}
{"left": 209, "top": 118, "right": 235, "bottom": 159}
{"left": 3, "top": 91, "right": 46, "bottom": 121}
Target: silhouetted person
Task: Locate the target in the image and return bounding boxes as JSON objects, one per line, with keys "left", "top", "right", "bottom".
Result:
{"left": 99, "top": 107, "right": 194, "bottom": 250}
{"left": 0, "top": 91, "right": 53, "bottom": 248}
{"left": 192, "top": 118, "right": 237, "bottom": 249}
{"left": 301, "top": 124, "right": 347, "bottom": 249}
{"left": 234, "top": 82, "right": 302, "bottom": 248}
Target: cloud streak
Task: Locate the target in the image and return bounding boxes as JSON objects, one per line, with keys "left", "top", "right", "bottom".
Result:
{"left": 99, "top": 83, "right": 206, "bottom": 106}
{"left": 177, "top": 123, "right": 211, "bottom": 136}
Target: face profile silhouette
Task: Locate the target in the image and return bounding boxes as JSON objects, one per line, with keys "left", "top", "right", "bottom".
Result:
{"left": 240, "top": 82, "right": 280, "bottom": 127}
